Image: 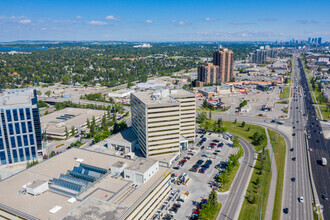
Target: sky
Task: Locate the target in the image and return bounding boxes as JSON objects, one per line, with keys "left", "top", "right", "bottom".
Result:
{"left": 0, "top": 0, "right": 329, "bottom": 42}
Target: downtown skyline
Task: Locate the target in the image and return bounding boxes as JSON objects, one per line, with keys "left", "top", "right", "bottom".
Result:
{"left": 0, "top": 0, "right": 330, "bottom": 42}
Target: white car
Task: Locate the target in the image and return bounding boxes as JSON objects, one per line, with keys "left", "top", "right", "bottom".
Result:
{"left": 298, "top": 197, "right": 304, "bottom": 203}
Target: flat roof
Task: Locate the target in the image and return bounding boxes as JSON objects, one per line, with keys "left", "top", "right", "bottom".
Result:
{"left": 41, "top": 107, "right": 106, "bottom": 135}
{"left": 0, "top": 148, "right": 168, "bottom": 220}
{"left": 132, "top": 92, "right": 180, "bottom": 107}
{"left": 26, "top": 179, "right": 48, "bottom": 189}
{"left": 112, "top": 161, "right": 126, "bottom": 168}
{"left": 125, "top": 158, "right": 158, "bottom": 173}
{"left": 107, "top": 127, "right": 137, "bottom": 144}
{"left": 170, "top": 89, "right": 195, "bottom": 98}
{"left": 0, "top": 88, "right": 34, "bottom": 107}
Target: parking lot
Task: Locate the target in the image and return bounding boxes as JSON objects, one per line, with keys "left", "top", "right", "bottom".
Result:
{"left": 165, "top": 131, "right": 238, "bottom": 220}
{"left": 197, "top": 85, "right": 289, "bottom": 119}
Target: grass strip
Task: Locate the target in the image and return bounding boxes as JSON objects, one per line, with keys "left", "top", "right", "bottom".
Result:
{"left": 268, "top": 129, "right": 286, "bottom": 220}
{"left": 238, "top": 150, "right": 272, "bottom": 220}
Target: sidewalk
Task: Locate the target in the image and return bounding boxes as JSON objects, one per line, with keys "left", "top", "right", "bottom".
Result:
{"left": 264, "top": 128, "right": 277, "bottom": 220}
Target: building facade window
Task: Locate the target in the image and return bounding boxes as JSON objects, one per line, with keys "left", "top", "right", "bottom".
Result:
{"left": 8, "top": 123, "right": 14, "bottom": 135}
{"left": 12, "top": 149, "right": 18, "bottom": 163}
{"left": 25, "top": 148, "right": 30, "bottom": 160}
{"left": 10, "top": 137, "right": 16, "bottom": 148}
{"left": 31, "top": 147, "right": 36, "bottom": 158}
{"left": 13, "top": 109, "right": 18, "bottom": 121}
{"left": 21, "top": 122, "right": 27, "bottom": 133}
{"left": 15, "top": 123, "right": 20, "bottom": 134}
{"left": 19, "top": 148, "right": 24, "bottom": 161}
{"left": 29, "top": 134, "right": 34, "bottom": 145}
{"left": 25, "top": 108, "right": 31, "bottom": 120}
{"left": 27, "top": 121, "right": 33, "bottom": 133}
{"left": 23, "top": 135, "right": 29, "bottom": 146}
{"left": 0, "top": 138, "right": 4, "bottom": 150}
{"left": 19, "top": 109, "right": 25, "bottom": 120}
{"left": 6, "top": 110, "right": 12, "bottom": 122}
{"left": 17, "top": 136, "right": 22, "bottom": 147}
{"left": 0, "top": 151, "right": 6, "bottom": 165}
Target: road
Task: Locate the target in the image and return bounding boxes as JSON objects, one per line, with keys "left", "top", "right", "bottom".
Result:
{"left": 218, "top": 137, "right": 255, "bottom": 220}
{"left": 281, "top": 53, "right": 313, "bottom": 220}
{"left": 298, "top": 54, "right": 329, "bottom": 219}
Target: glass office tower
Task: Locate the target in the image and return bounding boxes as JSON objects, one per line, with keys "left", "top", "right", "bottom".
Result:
{"left": 0, "top": 89, "right": 42, "bottom": 165}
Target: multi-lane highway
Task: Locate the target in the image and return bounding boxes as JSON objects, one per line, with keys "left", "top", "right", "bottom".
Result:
{"left": 298, "top": 55, "right": 330, "bottom": 219}
{"left": 281, "top": 54, "right": 313, "bottom": 220}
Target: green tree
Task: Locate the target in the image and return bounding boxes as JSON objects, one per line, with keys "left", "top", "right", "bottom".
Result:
{"left": 241, "top": 121, "right": 246, "bottom": 127}
{"left": 196, "top": 112, "right": 207, "bottom": 123}
{"left": 65, "top": 126, "right": 69, "bottom": 139}
{"left": 45, "top": 90, "right": 51, "bottom": 97}
{"left": 202, "top": 99, "right": 208, "bottom": 109}
{"left": 71, "top": 126, "right": 75, "bottom": 137}
{"left": 87, "top": 118, "right": 90, "bottom": 129}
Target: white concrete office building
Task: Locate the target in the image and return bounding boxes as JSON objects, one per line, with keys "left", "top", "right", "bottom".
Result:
{"left": 131, "top": 89, "right": 196, "bottom": 158}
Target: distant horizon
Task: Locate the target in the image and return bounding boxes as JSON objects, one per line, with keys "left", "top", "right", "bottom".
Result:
{"left": 0, "top": 39, "right": 327, "bottom": 44}
{"left": 1, "top": 0, "right": 329, "bottom": 42}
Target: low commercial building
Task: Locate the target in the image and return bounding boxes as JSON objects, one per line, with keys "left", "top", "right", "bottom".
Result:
{"left": 41, "top": 108, "right": 105, "bottom": 139}
{"left": 0, "top": 148, "right": 171, "bottom": 220}
{"left": 105, "top": 127, "right": 138, "bottom": 153}
{"left": 196, "top": 85, "right": 239, "bottom": 98}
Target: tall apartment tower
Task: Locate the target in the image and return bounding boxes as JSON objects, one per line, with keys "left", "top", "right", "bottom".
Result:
{"left": 131, "top": 89, "right": 195, "bottom": 158}
{"left": 196, "top": 63, "right": 220, "bottom": 86}
{"left": 213, "top": 48, "right": 234, "bottom": 83}
{"left": 0, "top": 89, "right": 42, "bottom": 166}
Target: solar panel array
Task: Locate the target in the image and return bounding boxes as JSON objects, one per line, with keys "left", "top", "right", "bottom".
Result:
{"left": 80, "top": 163, "right": 107, "bottom": 174}
{"left": 53, "top": 178, "right": 82, "bottom": 192}
{"left": 59, "top": 174, "right": 89, "bottom": 187}
{"left": 51, "top": 163, "right": 108, "bottom": 196}
{"left": 67, "top": 170, "right": 96, "bottom": 182}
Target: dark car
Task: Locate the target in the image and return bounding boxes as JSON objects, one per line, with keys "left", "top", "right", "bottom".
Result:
{"left": 290, "top": 148, "right": 294, "bottom": 151}
{"left": 322, "top": 194, "right": 328, "bottom": 200}
{"left": 292, "top": 133, "right": 296, "bottom": 136}
{"left": 271, "top": 120, "right": 276, "bottom": 123}
{"left": 283, "top": 208, "right": 289, "bottom": 214}
{"left": 292, "top": 157, "right": 296, "bottom": 161}
{"left": 291, "top": 177, "right": 296, "bottom": 182}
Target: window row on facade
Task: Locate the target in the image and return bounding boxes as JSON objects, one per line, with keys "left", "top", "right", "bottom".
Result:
{"left": 5, "top": 108, "right": 31, "bottom": 122}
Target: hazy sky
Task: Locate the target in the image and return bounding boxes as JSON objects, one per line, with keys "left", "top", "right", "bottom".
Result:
{"left": 0, "top": 0, "right": 329, "bottom": 42}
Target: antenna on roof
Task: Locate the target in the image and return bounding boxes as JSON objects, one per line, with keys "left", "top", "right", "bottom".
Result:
{"left": 219, "top": 44, "right": 222, "bottom": 49}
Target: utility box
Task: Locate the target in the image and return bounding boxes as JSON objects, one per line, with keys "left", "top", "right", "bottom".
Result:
{"left": 25, "top": 179, "right": 49, "bottom": 196}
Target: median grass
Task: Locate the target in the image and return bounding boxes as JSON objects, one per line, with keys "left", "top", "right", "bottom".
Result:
{"left": 279, "top": 87, "right": 291, "bottom": 99}
{"left": 197, "top": 108, "right": 229, "bottom": 113}
{"left": 320, "top": 106, "right": 330, "bottom": 120}
{"left": 238, "top": 150, "right": 272, "bottom": 220}
{"left": 268, "top": 129, "right": 286, "bottom": 220}
{"left": 219, "top": 144, "right": 244, "bottom": 192}
{"left": 221, "top": 120, "right": 267, "bottom": 152}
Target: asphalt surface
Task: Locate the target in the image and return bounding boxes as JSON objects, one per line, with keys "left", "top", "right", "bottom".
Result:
{"left": 281, "top": 54, "right": 313, "bottom": 220}
{"left": 297, "top": 55, "right": 330, "bottom": 218}
{"left": 217, "top": 137, "right": 255, "bottom": 220}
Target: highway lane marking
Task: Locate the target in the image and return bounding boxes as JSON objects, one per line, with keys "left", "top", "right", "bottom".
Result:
{"left": 223, "top": 138, "right": 252, "bottom": 220}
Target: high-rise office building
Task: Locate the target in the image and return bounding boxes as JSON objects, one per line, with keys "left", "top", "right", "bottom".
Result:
{"left": 196, "top": 48, "right": 234, "bottom": 86}
{"left": 131, "top": 89, "right": 195, "bottom": 158}
{"left": 0, "top": 89, "right": 42, "bottom": 166}
{"left": 318, "top": 37, "right": 322, "bottom": 44}
{"left": 308, "top": 37, "right": 311, "bottom": 44}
